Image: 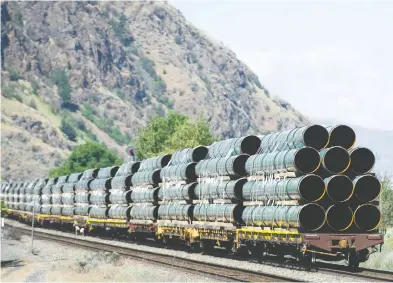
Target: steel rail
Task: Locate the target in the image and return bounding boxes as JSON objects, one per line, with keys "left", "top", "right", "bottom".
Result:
{"left": 10, "top": 225, "right": 298, "bottom": 282}
{"left": 315, "top": 262, "right": 393, "bottom": 282}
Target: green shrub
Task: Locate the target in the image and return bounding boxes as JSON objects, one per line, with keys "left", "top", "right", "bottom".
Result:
{"left": 9, "top": 69, "right": 22, "bottom": 81}
{"left": 115, "top": 89, "right": 125, "bottom": 99}
{"left": 50, "top": 69, "right": 71, "bottom": 106}
{"left": 49, "top": 142, "right": 121, "bottom": 177}
{"left": 175, "top": 35, "right": 182, "bottom": 45}
{"left": 60, "top": 119, "right": 77, "bottom": 141}
{"left": 140, "top": 57, "right": 157, "bottom": 79}
{"left": 82, "top": 104, "right": 96, "bottom": 121}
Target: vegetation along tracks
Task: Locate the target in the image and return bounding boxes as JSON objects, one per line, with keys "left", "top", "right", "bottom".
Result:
{"left": 12, "top": 225, "right": 298, "bottom": 282}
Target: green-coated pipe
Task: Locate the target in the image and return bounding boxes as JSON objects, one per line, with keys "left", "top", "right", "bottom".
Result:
{"left": 207, "top": 135, "right": 261, "bottom": 158}
{"left": 245, "top": 147, "right": 321, "bottom": 175}
{"left": 325, "top": 125, "right": 356, "bottom": 150}
{"left": 241, "top": 204, "right": 326, "bottom": 231}
{"left": 171, "top": 146, "right": 208, "bottom": 165}
{"left": 258, "top": 125, "right": 329, "bottom": 153}
{"left": 352, "top": 175, "right": 381, "bottom": 202}
{"left": 326, "top": 204, "right": 354, "bottom": 231}
{"left": 348, "top": 147, "right": 375, "bottom": 175}
{"left": 242, "top": 174, "right": 325, "bottom": 202}
{"left": 324, "top": 175, "right": 354, "bottom": 202}
{"left": 319, "top": 146, "right": 351, "bottom": 174}
{"left": 353, "top": 204, "right": 381, "bottom": 232}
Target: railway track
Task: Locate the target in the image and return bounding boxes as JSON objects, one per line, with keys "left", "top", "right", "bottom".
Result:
{"left": 6, "top": 223, "right": 392, "bottom": 282}
{"left": 10, "top": 225, "right": 298, "bottom": 282}
{"left": 316, "top": 262, "right": 393, "bottom": 282}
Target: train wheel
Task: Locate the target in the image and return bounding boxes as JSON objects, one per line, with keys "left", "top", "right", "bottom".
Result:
{"left": 200, "top": 240, "right": 214, "bottom": 255}
{"left": 347, "top": 251, "right": 359, "bottom": 268}
{"left": 254, "top": 243, "right": 267, "bottom": 263}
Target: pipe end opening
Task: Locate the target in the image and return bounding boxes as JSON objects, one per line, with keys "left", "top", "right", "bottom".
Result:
{"left": 294, "top": 147, "right": 321, "bottom": 173}
{"left": 304, "top": 124, "right": 330, "bottom": 150}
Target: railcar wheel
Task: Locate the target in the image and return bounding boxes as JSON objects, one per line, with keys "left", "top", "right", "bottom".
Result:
{"left": 200, "top": 240, "right": 214, "bottom": 255}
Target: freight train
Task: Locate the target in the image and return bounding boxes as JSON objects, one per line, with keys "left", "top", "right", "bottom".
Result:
{"left": 0, "top": 124, "right": 384, "bottom": 269}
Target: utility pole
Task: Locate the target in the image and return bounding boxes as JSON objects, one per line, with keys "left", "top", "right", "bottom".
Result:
{"left": 31, "top": 195, "right": 36, "bottom": 254}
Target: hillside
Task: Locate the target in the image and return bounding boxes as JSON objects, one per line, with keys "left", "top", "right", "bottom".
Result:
{"left": 0, "top": 1, "right": 308, "bottom": 182}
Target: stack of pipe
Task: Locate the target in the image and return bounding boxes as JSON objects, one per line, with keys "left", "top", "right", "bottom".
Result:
{"left": 108, "top": 161, "right": 141, "bottom": 220}
{"left": 131, "top": 155, "right": 171, "bottom": 187}
{"left": 41, "top": 178, "right": 58, "bottom": 215}
{"left": 74, "top": 168, "right": 98, "bottom": 216}
{"left": 158, "top": 146, "right": 209, "bottom": 223}
{"left": 88, "top": 166, "right": 119, "bottom": 219}
{"left": 51, "top": 175, "right": 68, "bottom": 216}
{"left": 61, "top": 173, "right": 82, "bottom": 217}
{"left": 26, "top": 178, "right": 47, "bottom": 214}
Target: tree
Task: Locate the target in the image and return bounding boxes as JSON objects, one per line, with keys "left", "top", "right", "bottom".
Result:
{"left": 61, "top": 119, "right": 77, "bottom": 141}
{"left": 134, "top": 111, "right": 216, "bottom": 159}
{"left": 49, "top": 142, "right": 122, "bottom": 177}
{"left": 380, "top": 175, "right": 393, "bottom": 229}
{"left": 50, "top": 69, "right": 71, "bottom": 106}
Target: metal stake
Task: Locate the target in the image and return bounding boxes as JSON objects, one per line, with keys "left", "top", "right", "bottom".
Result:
{"left": 31, "top": 196, "right": 35, "bottom": 254}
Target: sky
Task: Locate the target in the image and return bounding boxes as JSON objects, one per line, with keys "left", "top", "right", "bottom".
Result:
{"left": 170, "top": 0, "right": 393, "bottom": 131}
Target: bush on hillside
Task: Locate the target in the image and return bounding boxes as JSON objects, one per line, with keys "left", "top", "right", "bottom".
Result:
{"left": 49, "top": 142, "right": 122, "bottom": 177}
{"left": 60, "top": 119, "right": 77, "bottom": 141}
{"left": 134, "top": 111, "right": 216, "bottom": 159}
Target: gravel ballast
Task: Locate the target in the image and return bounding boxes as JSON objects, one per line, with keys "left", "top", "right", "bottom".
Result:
{"left": 3, "top": 219, "right": 376, "bottom": 282}
{"left": 1, "top": 221, "right": 217, "bottom": 282}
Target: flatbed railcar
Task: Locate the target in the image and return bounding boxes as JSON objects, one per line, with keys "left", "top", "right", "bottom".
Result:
{"left": 5, "top": 208, "right": 383, "bottom": 268}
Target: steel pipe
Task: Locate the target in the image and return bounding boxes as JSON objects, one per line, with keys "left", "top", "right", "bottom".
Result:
{"left": 62, "top": 183, "right": 75, "bottom": 194}
{"left": 319, "top": 146, "right": 351, "bottom": 174}
{"left": 89, "top": 178, "right": 112, "bottom": 191}
{"left": 109, "top": 190, "right": 131, "bottom": 204}
{"left": 348, "top": 147, "right": 375, "bottom": 174}
{"left": 131, "top": 169, "right": 162, "bottom": 186}
{"left": 195, "top": 178, "right": 246, "bottom": 201}
{"left": 89, "top": 206, "right": 109, "bottom": 219}
{"left": 353, "top": 175, "right": 381, "bottom": 202}
{"left": 259, "top": 125, "right": 329, "bottom": 153}
{"left": 242, "top": 174, "right": 325, "bottom": 202}
{"left": 242, "top": 204, "right": 326, "bottom": 231}
{"left": 245, "top": 147, "right": 321, "bottom": 175}
{"left": 160, "top": 163, "right": 197, "bottom": 181}
{"left": 139, "top": 155, "right": 172, "bottom": 172}
{"left": 81, "top": 168, "right": 99, "bottom": 180}
{"left": 158, "top": 204, "right": 193, "bottom": 221}
{"left": 89, "top": 192, "right": 109, "bottom": 205}
{"left": 116, "top": 161, "right": 141, "bottom": 176}
{"left": 68, "top": 172, "right": 82, "bottom": 183}
{"left": 208, "top": 135, "right": 261, "bottom": 158}
{"left": 51, "top": 206, "right": 62, "bottom": 216}
{"left": 62, "top": 206, "right": 75, "bottom": 216}
{"left": 97, "top": 166, "right": 120, "bottom": 179}
{"left": 354, "top": 204, "right": 381, "bottom": 231}
{"left": 74, "top": 205, "right": 90, "bottom": 216}
{"left": 75, "top": 180, "right": 91, "bottom": 192}
{"left": 193, "top": 204, "right": 242, "bottom": 223}
{"left": 171, "top": 146, "right": 209, "bottom": 165}
{"left": 62, "top": 194, "right": 74, "bottom": 205}
{"left": 325, "top": 125, "right": 356, "bottom": 150}
{"left": 159, "top": 183, "right": 197, "bottom": 201}
{"left": 131, "top": 188, "right": 159, "bottom": 203}
{"left": 326, "top": 204, "right": 354, "bottom": 231}
{"left": 108, "top": 205, "right": 131, "bottom": 219}
{"left": 129, "top": 205, "right": 158, "bottom": 220}
{"left": 195, "top": 154, "right": 249, "bottom": 177}
{"left": 324, "top": 175, "right": 354, "bottom": 202}
{"left": 111, "top": 176, "right": 132, "bottom": 190}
